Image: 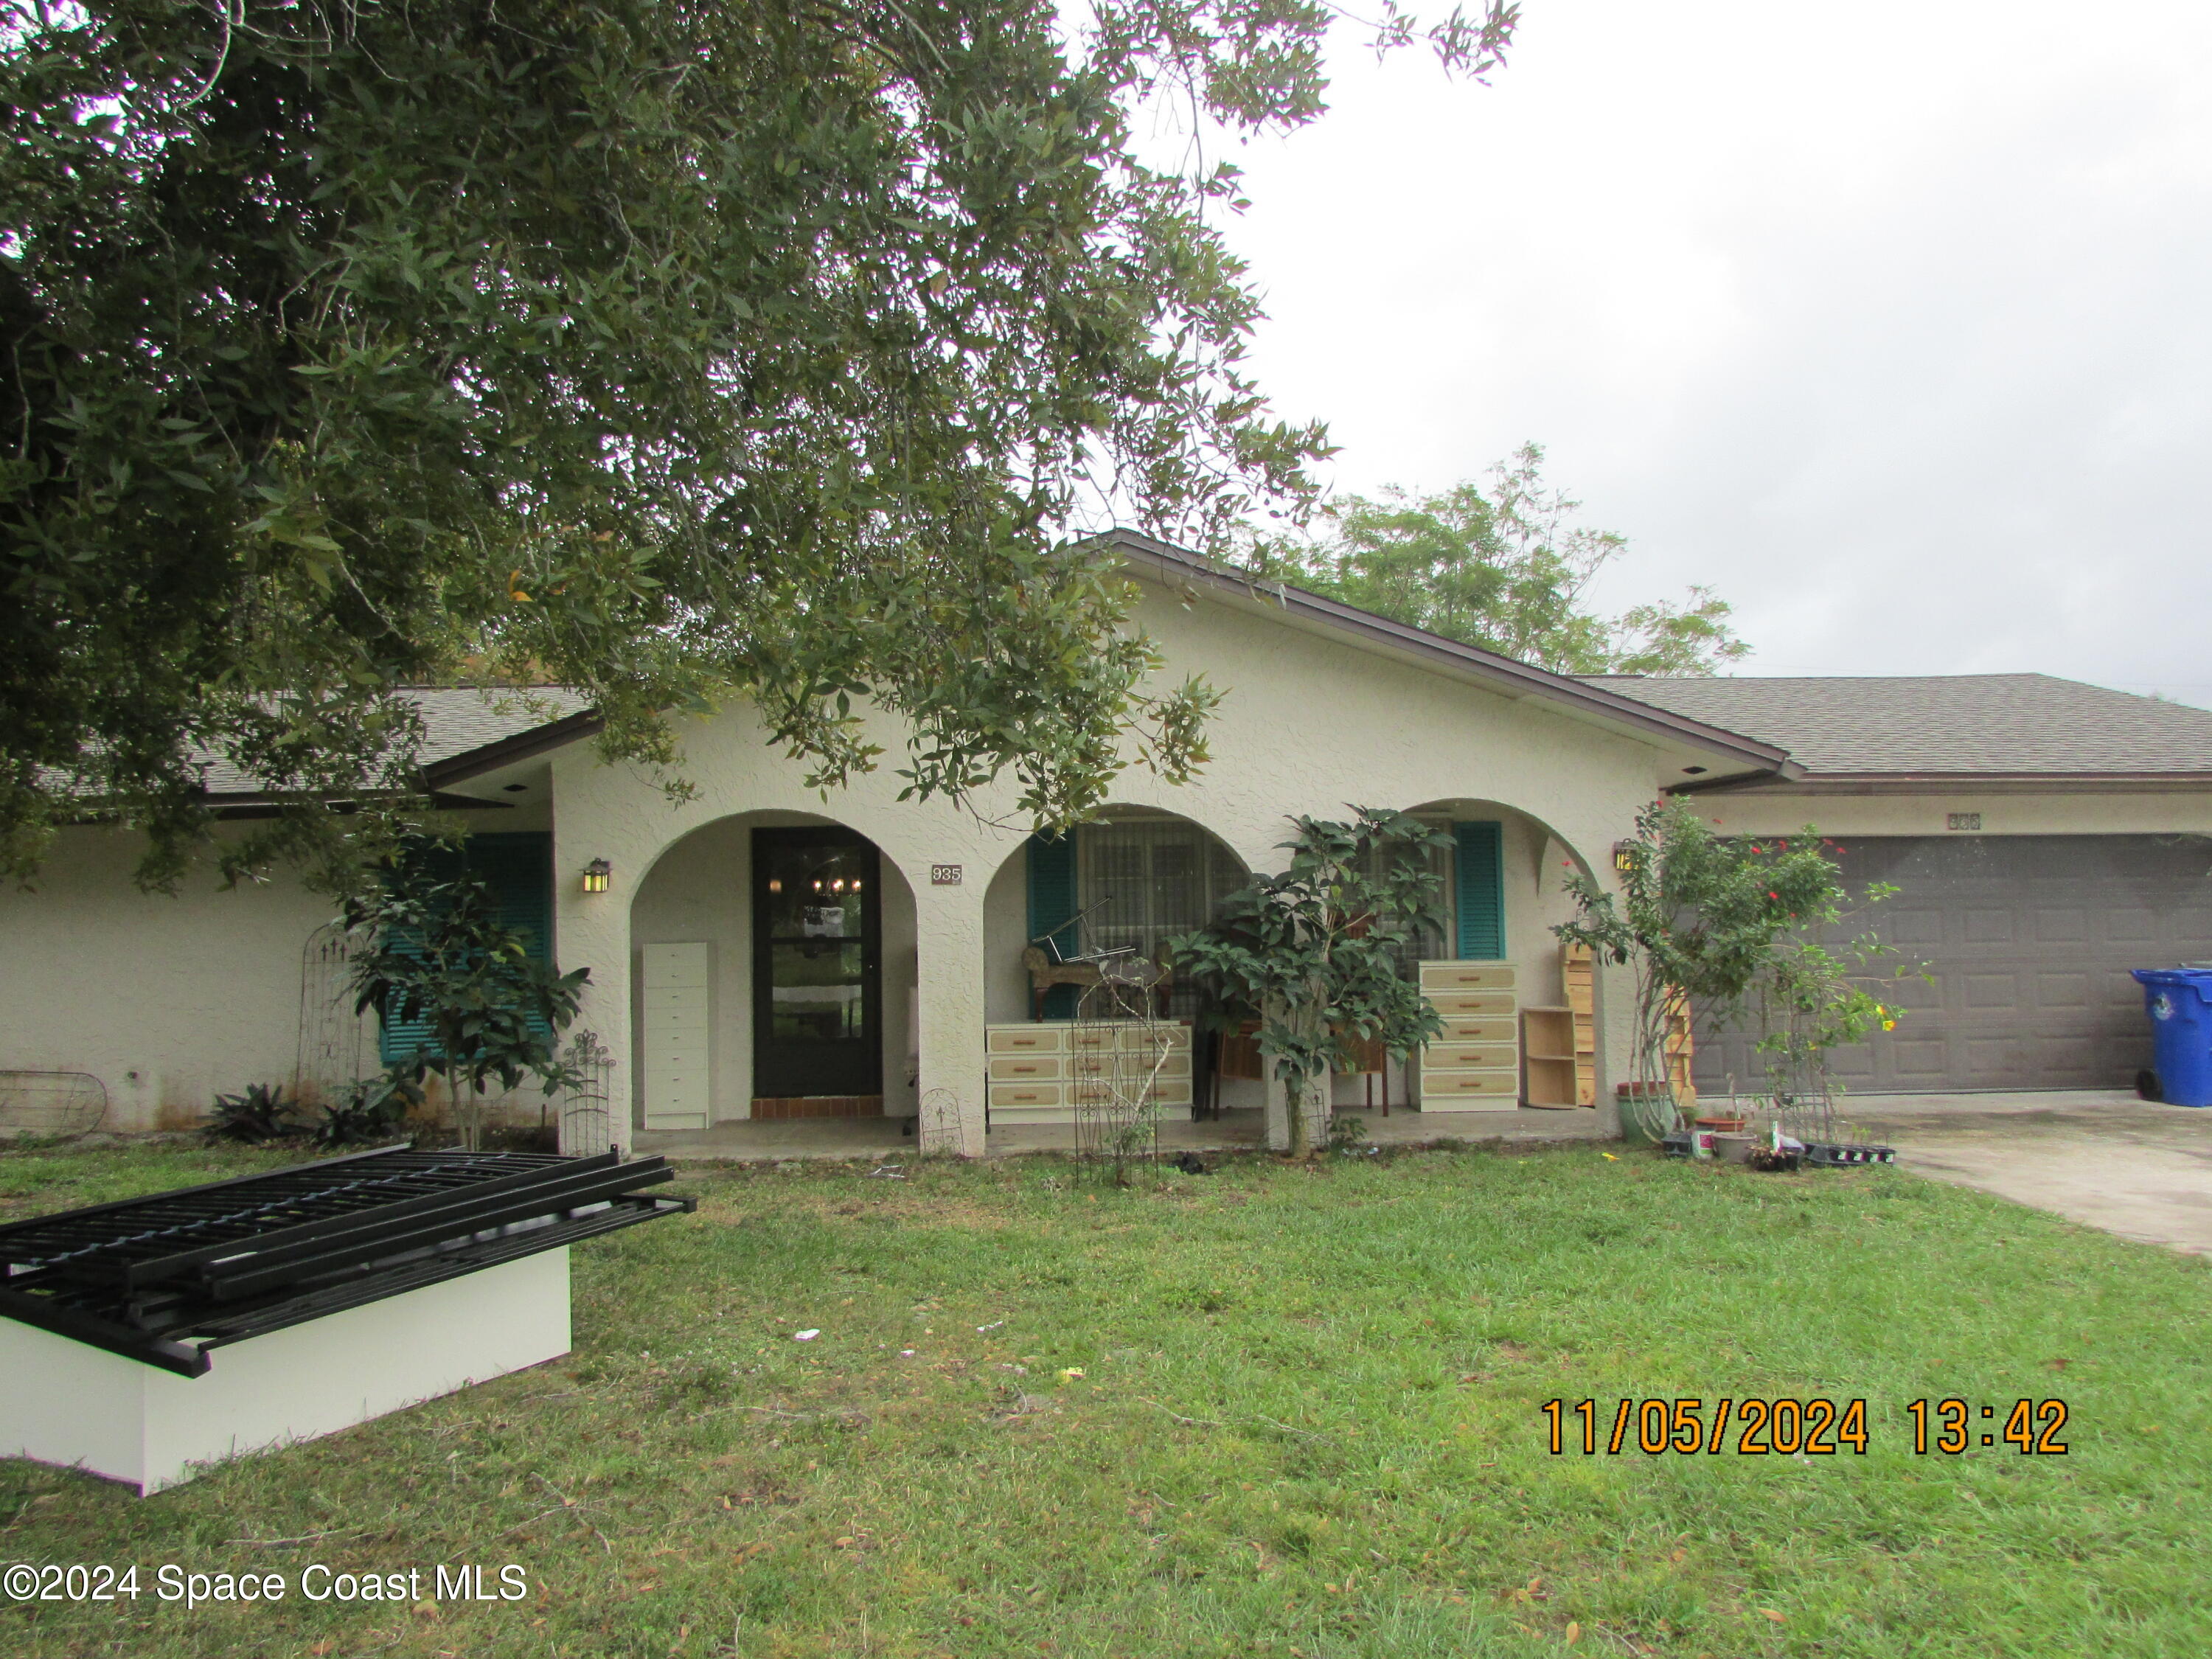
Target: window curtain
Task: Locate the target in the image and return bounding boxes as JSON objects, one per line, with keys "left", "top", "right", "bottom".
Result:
{"left": 1024, "top": 820, "right": 1244, "bottom": 1020}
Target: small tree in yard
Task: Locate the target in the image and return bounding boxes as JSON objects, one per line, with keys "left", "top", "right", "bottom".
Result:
{"left": 347, "top": 867, "right": 588, "bottom": 1151}
{"left": 1554, "top": 799, "right": 1912, "bottom": 1137}
{"left": 1170, "top": 809, "right": 1450, "bottom": 1157}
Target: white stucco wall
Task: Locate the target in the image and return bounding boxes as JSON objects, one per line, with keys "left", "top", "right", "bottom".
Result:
{"left": 0, "top": 807, "right": 541, "bottom": 1133}
{"left": 1693, "top": 789, "right": 2212, "bottom": 839}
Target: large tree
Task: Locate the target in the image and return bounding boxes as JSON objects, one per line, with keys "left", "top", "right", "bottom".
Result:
{"left": 1245, "top": 443, "right": 1750, "bottom": 675}
{"left": 1, "top": 0, "right": 1516, "bottom": 888}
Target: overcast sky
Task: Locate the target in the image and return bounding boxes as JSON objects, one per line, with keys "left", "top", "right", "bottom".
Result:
{"left": 1180, "top": 0, "right": 2212, "bottom": 704}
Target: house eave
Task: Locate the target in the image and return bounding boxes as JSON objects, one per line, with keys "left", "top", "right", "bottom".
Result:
{"left": 1669, "top": 771, "right": 2212, "bottom": 798}
{"left": 420, "top": 709, "right": 605, "bottom": 788}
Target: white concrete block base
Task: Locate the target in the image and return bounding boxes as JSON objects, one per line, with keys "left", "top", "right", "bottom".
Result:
{"left": 0, "top": 1248, "right": 571, "bottom": 1495}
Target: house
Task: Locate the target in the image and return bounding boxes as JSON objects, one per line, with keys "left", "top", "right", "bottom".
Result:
{"left": 1, "top": 533, "right": 1802, "bottom": 1153}
{"left": 4, "top": 535, "right": 2206, "bottom": 1152}
{"left": 1590, "top": 674, "right": 2212, "bottom": 1095}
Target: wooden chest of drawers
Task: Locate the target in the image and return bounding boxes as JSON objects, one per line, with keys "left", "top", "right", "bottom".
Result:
{"left": 982, "top": 1021, "right": 1193, "bottom": 1125}
{"left": 1415, "top": 959, "right": 1519, "bottom": 1112}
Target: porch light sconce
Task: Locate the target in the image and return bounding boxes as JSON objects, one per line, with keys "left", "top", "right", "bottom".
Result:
{"left": 581, "top": 858, "right": 613, "bottom": 894}
{"left": 1613, "top": 843, "right": 1636, "bottom": 874}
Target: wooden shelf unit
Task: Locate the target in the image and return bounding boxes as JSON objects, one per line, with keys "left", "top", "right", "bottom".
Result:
{"left": 1562, "top": 944, "right": 1597, "bottom": 1106}
{"left": 1519, "top": 1006, "right": 1579, "bottom": 1109}
{"left": 1663, "top": 988, "right": 1697, "bottom": 1111}
{"left": 1557, "top": 945, "right": 1695, "bottom": 1108}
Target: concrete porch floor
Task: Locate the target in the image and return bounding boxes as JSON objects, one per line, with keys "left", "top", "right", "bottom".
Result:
{"left": 631, "top": 1104, "right": 1612, "bottom": 1163}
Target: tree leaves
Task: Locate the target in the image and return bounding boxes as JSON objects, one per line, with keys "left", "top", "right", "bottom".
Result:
{"left": 1, "top": 0, "right": 1514, "bottom": 888}
{"left": 345, "top": 865, "right": 590, "bottom": 1150}
{"left": 1241, "top": 443, "right": 1750, "bottom": 677}
{"left": 1552, "top": 801, "right": 1918, "bottom": 1099}
{"left": 1169, "top": 807, "right": 1450, "bottom": 1155}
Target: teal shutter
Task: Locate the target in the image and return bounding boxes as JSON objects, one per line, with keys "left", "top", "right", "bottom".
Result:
{"left": 1453, "top": 820, "right": 1504, "bottom": 959}
{"left": 378, "top": 832, "right": 556, "bottom": 1064}
{"left": 1026, "top": 831, "right": 1080, "bottom": 1020}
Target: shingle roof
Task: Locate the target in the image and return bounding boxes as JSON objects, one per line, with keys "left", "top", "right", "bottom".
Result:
{"left": 1580, "top": 674, "right": 2212, "bottom": 777}
{"left": 195, "top": 686, "right": 593, "bottom": 797}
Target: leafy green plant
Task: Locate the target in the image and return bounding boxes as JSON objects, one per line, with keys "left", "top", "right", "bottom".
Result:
{"left": 1554, "top": 799, "right": 1916, "bottom": 1135}
{"left": 204, "top": 1082, "right": 301, "bottom": 1144}
{"left": 1240, "top": 444, "right": 1750, "bottom": 676}
{"left": 346, "top": 864, "right": 589, "bottom": 1151}
{"left": 1170, "top": 809, "right": 1450, "bottom": 1156}
{"left": 310, "top": 1071, "right": 425, "bottom": 1150}
{"left": 1, "top": 0, "right": 1516, "bottom": 891}
{"left": 1750, "top": 911, "right": 1916, "bottom": 1105}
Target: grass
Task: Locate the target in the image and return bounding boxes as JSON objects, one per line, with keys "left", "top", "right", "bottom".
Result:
{"left": 3, "top": 1141, "right": 2209, "bottom": 1658}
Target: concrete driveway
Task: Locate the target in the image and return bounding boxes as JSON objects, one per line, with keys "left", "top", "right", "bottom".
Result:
{"left": 1845, "top": 1090, "right": 2212, "bottom": 1256}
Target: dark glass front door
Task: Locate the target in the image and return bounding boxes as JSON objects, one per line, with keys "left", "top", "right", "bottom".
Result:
{"left": 752, "top": 827, "right": 883, "bottom": 1099}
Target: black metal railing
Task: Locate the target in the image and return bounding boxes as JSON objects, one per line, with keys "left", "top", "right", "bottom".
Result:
{"left": 0, "top": 1147, "right": 691, "bottom": 1376}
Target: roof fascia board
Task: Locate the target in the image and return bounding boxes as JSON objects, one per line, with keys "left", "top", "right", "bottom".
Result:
{"left": 421, "top": 709, "right": 605, "bottom": 788}
{"left": 1672, "top": 771, "right": 2212, "bottom": 798}
{"left": 203, "top": 793, "right": 518, "bottom": 819}
{"left": 1096, "top": 529, "right": 1804, "bottom": 779}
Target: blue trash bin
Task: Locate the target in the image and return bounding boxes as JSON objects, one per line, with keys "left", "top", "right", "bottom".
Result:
{"left": 2130, "top": 969, "right": 2212, "bottom": 1107}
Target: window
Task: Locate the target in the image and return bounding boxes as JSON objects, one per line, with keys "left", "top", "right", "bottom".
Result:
{"left": 1029, "top": 816, "right": 1464, "bottom": 1019}
{"left": 377, "top": 832, "right": 554, "bottom": 1064}
{"left": 1077, "top": 818, "right": 1245, "bottom": 961}
{"left": 1366, "top": 831, "right": 1455, "bottom": 972}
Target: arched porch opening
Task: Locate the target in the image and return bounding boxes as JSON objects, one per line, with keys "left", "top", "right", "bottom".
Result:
{"left": 627, "top": 810, "right": 919, "bottom": 1132}
{"left": 970, "top": 806, "right": 1251, "bottom": 1139}
{"left": 1390, "top": 796, "right": 1608, "bottom": 1115}
{"left": 978, "top": 805, "right": 1253, "bottom": 1028}
{"left": 1396, "top": 796, "right": 1602, "bottom": 970}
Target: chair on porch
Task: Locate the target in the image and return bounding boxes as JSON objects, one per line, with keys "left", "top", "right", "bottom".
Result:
{"left": 1020, "top": 942, "right": 1175, "bottom": 1020}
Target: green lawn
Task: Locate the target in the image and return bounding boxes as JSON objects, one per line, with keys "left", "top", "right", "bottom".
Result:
{"left": 3, "top": 1141, "right": 2207, "bottom": 1658}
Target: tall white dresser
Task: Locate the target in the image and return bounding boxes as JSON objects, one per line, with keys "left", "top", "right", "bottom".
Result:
{"left": 642, "top": 942, "right": 711, "bottom": 1130}
{"left": 1413, "top": 959, "right": 1519, "bottom": 1110}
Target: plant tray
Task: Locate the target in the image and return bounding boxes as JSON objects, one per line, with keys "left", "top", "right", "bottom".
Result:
{"left": 1801, "top": 1141, "right": 1896, "bottom": 1167}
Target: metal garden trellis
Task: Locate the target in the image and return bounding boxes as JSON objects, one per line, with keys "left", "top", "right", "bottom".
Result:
{"left": 557, "top": 1030, "right": 615, "bottom": 1157}
{"left": 1071, "top": 961, "right": 1175, "bottom": 1178}
{"left": 294, "top": 919, "right": 371, "bottom": 1107}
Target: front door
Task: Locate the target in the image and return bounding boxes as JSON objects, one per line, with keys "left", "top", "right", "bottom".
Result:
{"left": 752, "top": 827, "right": 883, "bottom": 1100}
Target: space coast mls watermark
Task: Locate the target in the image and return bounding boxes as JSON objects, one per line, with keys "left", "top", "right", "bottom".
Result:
{"left": 4, "top": 1562, "right": 532, "bottom": 1607}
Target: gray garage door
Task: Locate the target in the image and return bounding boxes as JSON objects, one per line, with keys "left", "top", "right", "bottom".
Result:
{"left": 1693, "top": 835, "right": 2212, "bottom": 1096}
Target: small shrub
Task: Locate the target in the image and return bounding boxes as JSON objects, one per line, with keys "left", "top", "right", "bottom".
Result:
{"left": 205, "top": 1082, "right": 301, "bottom": 1143}
{"left": 347, "top": 865, "right": 589, "bottom": 1152}
{"left": 311, "top": 1072, "right": 422, "bottom": 1148}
